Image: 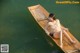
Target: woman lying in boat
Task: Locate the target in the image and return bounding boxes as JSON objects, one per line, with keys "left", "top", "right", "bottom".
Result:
{"left": 45, "top": 13, "right": 75, "bottom": 48}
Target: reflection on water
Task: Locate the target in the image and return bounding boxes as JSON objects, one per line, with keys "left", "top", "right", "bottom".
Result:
{"left": 0, "top": 0, "right": 80, "bottom": 53}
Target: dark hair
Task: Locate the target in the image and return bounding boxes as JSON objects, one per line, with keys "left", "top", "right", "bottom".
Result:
{"left": 49, "top": 13, "right": 56, "bottom": 20}
{"left": 49, "top": 13, "right": 54, "bottom": 17}
{"left": 53, "top": 17, "right": 56, "bottom": 20}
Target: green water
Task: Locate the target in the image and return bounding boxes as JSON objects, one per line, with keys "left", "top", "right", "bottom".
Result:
{"left": 0, "top": 0, "right": 80, "bottom": 53}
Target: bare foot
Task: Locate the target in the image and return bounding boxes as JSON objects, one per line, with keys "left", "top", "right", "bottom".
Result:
{"left": 60, "top": 43, "right": 63, "bottom": 48}
{"left": 71, "top": 40, "right": 76, "bottom": 44}
{"left": 60, "top": 45, "right": 63, "bottom": 48}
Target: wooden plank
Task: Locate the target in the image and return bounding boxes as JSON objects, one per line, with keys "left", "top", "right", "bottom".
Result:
{"left": 28, "top": 4, "right": 80, "bottom": 53}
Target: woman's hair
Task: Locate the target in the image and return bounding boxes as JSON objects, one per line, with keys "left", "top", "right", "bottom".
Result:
{"left": 49, "top": 13, "right": 54, "bottom": 17}
{"left": 49, "top": 13, "right": 56, "bottom": 20}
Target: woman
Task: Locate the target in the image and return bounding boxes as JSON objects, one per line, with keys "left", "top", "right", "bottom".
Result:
{"left": 45, "top": 13, "right": 75, "bottom": 48}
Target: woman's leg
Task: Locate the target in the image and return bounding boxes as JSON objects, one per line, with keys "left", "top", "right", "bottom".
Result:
{"left": 60, "top": 31, "right": 63, "bottom": 48}
{"left": 63, "top": 30, "right": 75, "bottom": 43}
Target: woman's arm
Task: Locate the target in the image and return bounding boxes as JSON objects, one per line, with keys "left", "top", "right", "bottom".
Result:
{"left": 61, "top": 26, "right": 68, "bottom": 31}
{"left": 38, "top": 18, "right": 48, "bottom": 22}
{"left": 56, "top": 19, "right": 68, "bottom": 31}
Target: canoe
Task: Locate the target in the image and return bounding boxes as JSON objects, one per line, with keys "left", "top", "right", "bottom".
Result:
{"left": 28, "top": 4, "right": 80, "bottom": 53}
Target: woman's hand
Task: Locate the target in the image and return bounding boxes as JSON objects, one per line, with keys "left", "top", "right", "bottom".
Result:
{"left": 64, "top": 28, "right": 69, "bottom": 31}
{"left": 61, "top": 26, "right": 69, "bottom": 31}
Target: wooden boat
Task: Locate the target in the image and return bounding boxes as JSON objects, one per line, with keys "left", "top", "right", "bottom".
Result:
{"left": 28, "top": 4, "right": 80, "bottom": 53}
